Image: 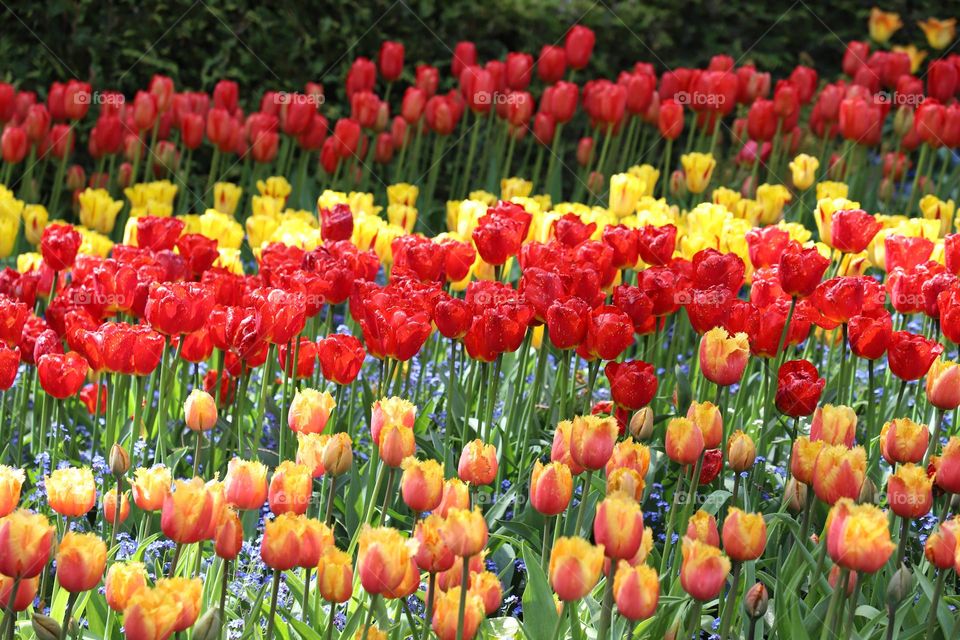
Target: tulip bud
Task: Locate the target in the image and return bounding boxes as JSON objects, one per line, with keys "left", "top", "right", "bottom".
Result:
{"left": 629, "top": 407, "right": 654, "bottom": 440}
{"left": 669, "top": 170, "right": 686, "bottom": 198}
{"left": 31, "top": 613, "right": 62, "bottom": 640}
{"left": 743, "top": 582, "right": 769, "bottom": 619}
{"left": 858, "top": 476, "right": 878, "bottom": 505}
{"left": 224, "top": 458, "right": 268, "bottom": 510}
{"left": 192, "top": 607, "right": 222, "bottom": 640}
{"left": 783, "top": 477, "right": 807, "bottom": 513}
{"left": 109, "top": 444, "right": 130, "bottom": 476}
{"left": 665, "top": 417, "right": 705, "bottom": 465}
{"left": 727, "top": 431, "right": 756, "bottom": 471}
{"left": 687, "top": 401, "right": 722, "bottom": 449}
{"left": 184, "top": 389, "right": 218, "bottom": 432}
{"left": 886, "top": 565, "right": 912, "bottom": 607}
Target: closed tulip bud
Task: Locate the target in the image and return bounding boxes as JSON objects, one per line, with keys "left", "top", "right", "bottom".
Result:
{"left": 224, "top": 458, "right": 268, "bottom": 510}
{"left": 184, "top": 389, "right": 218, "bottom": 432}
{"left": 549, "top": 536, "right": 604, "bottom": 601}
{"left": 160, "top": 478, "right": 214, "bottom": 545}
{"left": 0, "top": 575, "right": 38, "bottom": 612}
{"left": 810, "top": 405, "right": 857, "bottom": 447}
{"left": 288, "top": 388, "right": 336, "bottom": 434}
{"left": 594, "top": 492, "right": 645, "bottom": 559}
{"left": 721, "top": 508, "right": 767, "bottom": 561}
{"left": 744, "top": 582, "right": 769, "bottom": 619}
{"left": 132, "top": 465, "right": 173, "bottom": 512}
{"left": 31, "top": 613, "right": 62, "bottom": 640}
{"left": 56, "top": 531, "right": 107, "bottom": 592}
{"left": 680, "top": 538, "right": 731, "bottom": 601}
{"left": 379, "top": 422, "right": 416, "bottom": 467}
{"left": 699, "top": 328, "right": 750, "bottom": 387}
{"left": 813, "top": 445, "right": 866, "bottom": 505}
{"left": 458, "top": 440, "right": 498, "bottom": 486}
{"left": 923, "top": 518, "right": 960, "bottom": 568}
{"left": 926, "top": 357, "right": 960, "bottom": 410}
{"left": 826, "top": 499, "right": 895, "bottom": 573}
{"left": 629, "top": 407, "right": 655, "bottom": 440}
{"left": 669, "top": 170, "right": 686, "bottom": 198}
{"left": 433, "top": 587, "right": 484, "bottom": 640}
{"left": 790, "top": 436, "right": 824, "bottom": 485}
{"left": 469, "top": 570, "right": 503, "bottom": 615}
{"left": 880, "top": 419, "right": 927, "bottom": 465}
{"left": 686, "top": 401, "right": 723, "bottom": 449}
{"left": 260, "top": 513, "right": 304, "bottom": 571}
{"left": 685, "top": 510, "right": 720, "bottom": 546}
{"left": 727, "top": 431, "right": 756, "bottom": 472}
{"left": 886, "top": 564, "right": 913, "bottom": 607}
{"left": 530, "top": 461, "right": 574, "bottom": 516}
{"left": 320, "top": 433, "right": 353, "bottom": 477}
{"left": 0, "top": 466, "right": 25, "bottom": 517}
{"left": 613, "top": 561, "right": 658, "bottom": 621}
{"left": 46, "top": 467, "right": 96, "bottom": 518}
{"left": 108, "top": 445, "right": 130, "bottom": 476}
{"left": 268, "top": 461, "right": 312, "bottom": 515}
{"left": 436, "top": 478, "right": 470, "bottom": 518}
{"left": 401, "top": 458, "right": 444, "bottom": 513}
{"left": 665, "top": 417, "right": 705, "bottom": 465}
{"left": 783, "top": 477, "right": 808, "bottom": 513}
{"left": 122, "top": 586, "right": 182, "bottom": 640}
{"left": 858, "top": 476, "right": 878, "bottom": 505}
{"left": 358, "top": 525, "right": 417, "bottom": 594}
{"left": 103, "top": 488, "right": 130, "bottom": 524}
{"left": 214, "top": 508, "right": 243, "bottom": 560}
{"left": 441, "top": 507, "right": 488, "bottom": 557}
{"left": 887, "top": 463, "right": 933, "bottom": 518}
{"left": 192, "top": 607, "right": 222, "bottom": 640}
{"left": 570, "top": 415, "right": 619, "bottom": 470}
{"left": 317, "top": 547, "right": 354, "bottom": 603}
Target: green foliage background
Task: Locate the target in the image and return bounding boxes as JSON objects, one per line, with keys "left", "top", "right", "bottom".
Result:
{"left": 0, "top": 0, "right": 948, "bottom": 106}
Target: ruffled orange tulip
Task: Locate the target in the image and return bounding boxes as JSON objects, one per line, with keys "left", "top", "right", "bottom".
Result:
{"left": 470, "top": 570, "right": 503, "bottom": 615}
{"left": 790, "top": 436, "right": 824, "bottom": 485}
{"left": 549, "top": 536, "right": 604, "bottom": 601}
{"left": 317, "top": 547, "right": 354, "bottom": 603}
{"left": 46, "top": 467, "right": 97, "bottom": 517}
{"left": 551, "top": 420, "right": 585, "bottom": 475}
{"left": 699, "top": 327, "right": 749, "bottom": 386}
{"left": 155, "top": 577, "right": 202, "bottom": 632}
{"left": 106, "top": 561, "right": 148, "bottom": 611}
{"left": 357, "top": 525, "right": 417, "bottom": 595}
{"left": 401, "top": 458, "right": 444, "bottom": 513}
{"left": 0, "top": 509, "right": 56, "bottom": 578}
{"left": 613, "top": 561, "right": 658, "bottom": 621}
{"left": 605, "top": 438, "right": 651, "bottom": 478}
{"left": 122, "top": 587, "right": 182, "bottom": 640}
{"left": 812, "top": 445, "right": 866, "bottom": 504}
{"left": 378, "top": 422, "right": 416, "bottom": 467}
{"left": 441, "top": 507, "right": 488, "bottom": 557}
{"left": 685, "top": 510, "right": 720, "bottom": 546}
{"left": 687, "top": 400, "right": 722, "bottom": 449}
{"left": 810, "top": 404, "right": 857, "bottom": 447}
{"left": 183, "top": 388, "right": 218, "bottom": 431}
{"left": 103, "top": 488, "right": 130, "bottom": 524}
{"left": 665, "top": 417, "right": 704, "bottom": 465}
{"left": 224, "top": 458, "right": 268, "bottom": 510}
{"left": 458, "top": 439, "right": 498, "bottom": 486}
{"left": 934, "top": 437, "right": 960, "bottom": 493}
{"left": 289, "top": 388, "right": 336, "bottom": 434}
{"left": 570, "top": 415, "right": 619, "bottom": 470}
{"left": 594, "top": 492, "right": 645, "bottom": 560}
{"left": 826, "top": 499, "right": 895, "bottom": 573}
{"left": 0, "top": 574, "right": 38, "bottom": 612}
{"left": 160, "top": 478, "right": 214, "bottom": 545}
{"left": 432, "top": 586, "right": 484, "bottom": 640}
{"left": 880, "top": 418, "right": 927, "bottom": 465}
{"left": 887, "top": 463, "right": 933, "bottom": 518}
{"left": 370, "top": 396, "right": 416, "bottom": 444}
{"left": 0, "top": 466, "right": 25, "bottom": 517}
{"left": 261, "top": 512, "right": 305, "bottom": 571}
{"left": 56, "top": 531, "right": 107, "bottom": 592}
{"left": 296, "top": 433, "right": 330, "bottom": 477}
{"left": 214, "top": 507, "right": 243, "bottom": 561}
{"left": 268, "top": 461, "right": 312, "bottom": 515}
{"left": 727, "top": 431, "right": 756, "bottom": 471}
{"left": 414, "top": 514, "right": 456, "bottom": 574}
{"left": 435, "top": 478, "right": 470, "bottom": 518}
{"left": 530, "top": 461, "right": 573, "bottom": 516}
{"left": 131, "top": 465, "right": 172, "bottom": 512}
{"left": 721, "top": 508, "right": 767, "bottom": 561}
{"left": 680, "top": 538, "right": 731, "bottom": 601}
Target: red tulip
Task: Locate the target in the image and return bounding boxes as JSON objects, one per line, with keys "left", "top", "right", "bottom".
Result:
{"left": 605, "top": 360, "right": 658, "bottom": 410}
{"left": 887, "top": 331, "right": 943, "bottom": 381}
{"left": 775, "top": 359, "right": 825, "bottom": 417}
{"left": 38, "top": 351, "right": 87, "bottom": 399}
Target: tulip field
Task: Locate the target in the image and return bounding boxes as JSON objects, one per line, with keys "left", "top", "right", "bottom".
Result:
{"left": 5, "top": 5, "right": 960, "bottom": 640}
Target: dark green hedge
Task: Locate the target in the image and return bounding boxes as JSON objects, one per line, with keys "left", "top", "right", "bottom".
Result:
{"left": 0, "top": 0, "right": 947, "bottom": 104}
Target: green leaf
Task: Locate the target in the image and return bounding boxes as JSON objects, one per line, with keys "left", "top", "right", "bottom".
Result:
{"left": 520, "top": 544, "right": 558, "bottom": 640}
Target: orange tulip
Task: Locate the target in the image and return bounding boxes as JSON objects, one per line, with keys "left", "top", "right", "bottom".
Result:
{"left": 322, "top": 432, "right": 354, "bottom": 476}
{"left": 469, "top": 570, "right": 503, "bottom": 615}
{"left": 200, "top": 479, "right": 227, "bottom": 540}
{"left": 594, "top": 492, "right": 645, "bottom": 559}
{"left": 46, "top": 467, "right": 97, "bottom": 517}
{"left": 626, "top": 528, "right": 654, "bottom": 566}
{"left": 826, "top": 499, "right": 895, "bottom": 573}
{"left": 727, "top": 431, "right": 756, "bottom": 471}
{"left": 401, "top": 457, "right": 445, "bottom": 513}
{"left": 680, "top": 538, "right": 731, "bottom": 601}
{"left": 131, "top": 465, "right": 172, "bottom": 512}
{"left": 268, "top": 461, "right": 312, "bottom": 515}
{"left": 699, "top": 327, "right": 749, "bottom": 387}
{"left": 384, "top": 557, "right": 420, "bottom": 599}
{"left": 160, "top": 478, "right": 214, "bottom": 545}
{"left": 812, "top": 445, "right": 866, "bottom": 504}
{"left": 355, "top": 626, "right": 388, "bottom": 640}
{"left": 868, "top": 7, "right": 902, "bottom": 43}
{"left": 687, "top": 400, "right": 722, "bottom": 449}
{"left": 358, "top": 525, "right": 417, "bottom": 595}
{"left": 435, "top": 478, "right": 470, "bottom": 518}
{"left": 887, "top": 463, "right": 933, "bottom": 518}
{"left": 432, "top": 586, "right": 484, "bottom": 640}
{"left": 106, "top": 562, "right": 148, "bottom": 611}
{"left": 665, "top": 417, "right": 704, "bottom": 465}
{"left": 317, "top": 547, "right": 354, "bottom": 603}
{"left": 458, "top": 439, "right": 498, "bottom": 486}
{"left": 923, "top": 517, "right": 960, "bottom": 569}
{"left": 224, "top": 458, "right": 268, "bottom": 510}
{"left": 810, "top": 404, "right": 857, "bottom": 447}
{"left": 551, "top": 420, "right": 585, "bottom": 475}
{"left": 0, "top": 466, "right": 25, "bottom": 517}
{"left": 605, "top": 438, "right": 651, "bottom": 478}
{"left": 570, "top": 415, "right": 619, "bottom": 470}
{"left": 437, "top": 553, "right": 485, "bottom": 591}
{"left": 122, "top": 586, "right": 182, "bottom": 640}
{"left": 155, "top": 577, "right": 202, "bottom": 632}
{"left": 549, "top": 536, "right": 604, "bottom": 601}
{"left": 0, "top": 509, "right": 56, "bottom": 578}
{"left": 56, "top": 531, "right": 107, "bottom": 592}
{"left": 934, "top": 437, "right": 960, "bottom": 493}
{"left": 414, "top": 514, "right": 456, "bottom": 574}
{"left": 926, "top": 357, "right": 960, "bottom": 410}
{"left": 790, "top": 436, "right": 824, "bottom": 485}
{"left": 685, "top": 510, "right": 720, "bottom": 546}
{"left": 370, "top": 396, "right": 416, "bottom": 444}
{"left": 298, "top": 518, "right": 334, "bottom": 568}
{"left": 529, "top": 461, "right": 573, "bottom": 516}
{"left": 214, "top": 507, "right": 243, "bottom": 560}
{"left": 296, "top": 433, "right": 330, "bottom": 477}
{"left": 289, "top": 388, "right": 336, "bottom": 434}
{"left": 379, "top": 421, "right": 416, "bottom": 467}
{"left": 183, "top": 388, "right": 218, "bottom": 431}
{"left": 613, "top": 561, "right": 659, "bottom": 621}
{"left": 261, "top": 512, "right": 305, "bottom": 571}
{"left": 880, "top": 418, "right": 927, "bottom": 465}
{"left": 721, "top": 508, "right": 767, "bottom": 561}
{"left": 918, "top": 17, "right": 957, "bottom": 50}
{"left": 103, "top": 488, "right": 130, "bottom": 524}
{"left": 441, "top": 507, "right": 488, "bottom": 557}
{"left": 0, "top": 574, "right": 38, "bottom": 612}
{"left": 606, "top": 467, "right": 645, "bottom": 502}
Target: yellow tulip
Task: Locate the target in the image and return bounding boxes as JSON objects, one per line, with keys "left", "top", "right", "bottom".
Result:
{"left": 868, "top": 8, "right": 902, "bottom": 44}
{"left": 815, "top": 181, "right": 848, "bottom": 201}
{"left": 789, "top": 154, "right": 819, "bottom": 190}
{"left": 256, "top": 176, "right": 292, "bottom": 203}
{"left": 317, "top": 190, "right": 348, "bottom": 211}
{"left": 919, "top": 194, "right": 955, "bottom": 238}
{"left": 251, "top": 195, "right": 285, "bottom": 219}
{"left": 918, "top": 18, "right": 957, "bottom": 50}
{"left": 23, "top": 204, "right": 49, "bottom": 245}
{"left": 387, "top": 183, "right": 419, "bottom": 207}
{"left": 468, "top": 190, "right": 497, "bottom": 206}
{"left": 77, "top": 227, "right": 114, "bottom": 258}
{"left": 214, "top": 248, "right": 244, "bottom": 274}
{"left": 755, "top": 184, "right": 792, "bottom": 225}
{"left": 609, "top": 173, "right": 643, "bottom": 218}
{"left": 199, "top": 210, "right": 244, "bottom": 249}
{"left": 0, "top": 216, "right": 17, "bottom": 258}
{"left": 680, "top": 153, "right": 716, "bottom": 194}
{"left": 627, "top": 164, "right": 659, "bottom": 197}
{"left": 78, "top": 188, "right": 123, "bottom": 234}
{"left": 387, "top": 204, "right": 417, "bottom": 233}
{"left": 214, "top": 182, "right": 243, "bottom": 216}
{"left": 347, "top": 192, "right": 378, "bottom": 216}
{"left": 892, "top": 45, "right": 927, "bottom": 73}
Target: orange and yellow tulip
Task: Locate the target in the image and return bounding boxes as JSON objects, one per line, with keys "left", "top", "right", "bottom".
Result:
{"left": 826, "top": 499, "right": 895, "bottom": 573}
{"left": 593, "top": 492, "right": 645, "bottom": 560}
{"left": 549, "top": 536, "right": 604, "bottom": 601}
{"left": 0, "top": 509, "right": 56, "bottom": 578}
{"left": 401, "top": 457, "right": 445, "bottom": 513}
{"left": 721, "top": 508, "right": 767, "bottom": 561}
{"left": 680, "top": 538, "right": 731, "bottom": 601}
{"left": 46, "top": 467, "right": 97, "bottom": 517}
{"left": 613, "top": 561, "right": 658, "bottom": 621}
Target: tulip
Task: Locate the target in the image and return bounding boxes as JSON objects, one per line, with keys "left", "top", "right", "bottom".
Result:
{"left": 830, "top": 209, "right": 881, "bottom": 254}
{"left": 812, "top": 445, "right": 866, "bottom": 505}
{"left": 933, "top": 437, "right": 960, "bottom": 493}
{"left": 184, "top": 389, "right": 217, "bottom": 432}
{"left": 441, "top": 507, "right": 488, "bottom": 557}
{"left": 469, "top": 570, "right": 502, "bottom": 615}
{"left": 436, "top": 478, "right": 470, "bottom": 518}
{"left": 414, "top": 514, "right": 456, "bottom": 574}
{"left": 37, "top": 351, "right": 87, "bottom": 399}
{"left": 378, "top": 421, "right": 416, "bottom": 467}
{"left": 810, "top": 404, "right": 857, "bottom": 447}
{"left": 0, "top": 466, "right": 24, "bottom": 517}
{"left": 686, "top": 401, "right": 723, "bottom": 449}
{"left": 267, "top": 461, "right": 312, "bottom": 516}
{"left": 827, "top": 499, "right": 895, "bottom": 573}
{"left": 357, "top": 525, "right": 416, "bottom": 595}
{"left": 776, "top": 359, "right": 825, "bottom": 417}
{"left": 103, "top": 488, "right": 130, "bottom": 524}
{"left": 685, "top": 510, "right": 720, "bottom": 546}
{"left": 564, "top": 25, "right": 595, "bottom": 70}
{"left": 46, "top": 467, "right": 96, "bottom": 517}
{"left": 260, "top": 513, "right": 304, "bottom": 572}
{"left": 926, "top": 356, "right": 960, "bottom": 410}
{"left": 605, "top": 360, "right": 658, "bottom": 410}
{"left": 665, "top": 418, "right": 705, "bottom": 465}
{"left": 680, "top": 152, "right": 716, "bottom": 194}
{"left": 155, "top": 577, "right": 202, "bottom": 632}
{"left": 680, "top": 538, "right": 731, "bottom": 601}
{"left": 298, "top": 519, "right": 334, "bottom": 569}
{"left": 887, "top": 463, "right": 933, "bottom": 519}
{"left": 56, "top": 531, "right": 106, "bottom": 593}
{"left": 880, "top": 418, "right": 928, "bottom": 465}
{"left": 224, "top": 458, "right": 268, "bottom": 510}
{"left": 322, "top": 433, "right": 353, "bottom": 476}
{"left": 316, "top": 547, "right": 353, "bottom": 603}
{"left": 105, "top": 562, "right": 148, "bottom": 612}
{"left": 613, "top": 562, "right": 658, "bottom": 621}
{"left": 458, "top": 440, "right": 498, "bottom": 486}
{"left": 40, "top": 223, "right": 81, "bottom": 271}
{"left": 122, "top": 587, "right": 182, "bottom": 640}
{"left": 606, "top": 439, "right": 651, "bottom": 478}
{"left": 788, "top": 154, "right": 819, "bottom": 190}
{"left": 370, "top": 397, "right": 416, "bottom": 444}
{"left": 549, "top": 536, "right": 604, "bottom": 601}
{"left": 160, "top": 478, "right": 214, "bottom": 545}
{"left": 131, "top": 465, "right": 172, "bottom": 512}
{"left": 0, "top": 509, "right": 56, "bottom": 579}
{"left": 778, "top": 244, "right": 829, "bottom": 298}
{"left": 923, "top": 518, "right": 960, "bottom": 568}
{"left": 888, "top": 331, "right": 943, "bottom": 381}
{"left": 721, "top": 508, "right": 767, "bottom": 561}
{"left": 529, "top": 461, "right": 574, "bottom": 516}
{"left": 401, "top": 458, "right": 444, "bottom": 513}
{"left": 569, "top": 415, "right": 619, "bottom": 470}
{"left": 699, "top": 327, "right": 750, "bottom": 386}
{"left": 432, "top": 586, "right": 484, "bottom": 640}
{"left": 214, "top": 508, "right": 243, "bottom": 561}
{"left": 594, "top": 492, "right": 645, "bottom": 559}
{"left": 918, "top": 17, "right": 957, "bottom": 50}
